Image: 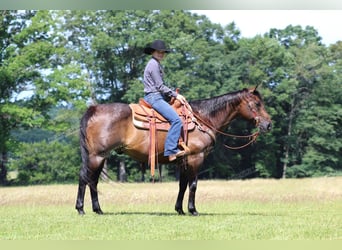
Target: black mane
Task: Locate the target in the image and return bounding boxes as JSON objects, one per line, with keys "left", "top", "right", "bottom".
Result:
{"left": 189, "top": 89, "right": 249, "bottom": 119}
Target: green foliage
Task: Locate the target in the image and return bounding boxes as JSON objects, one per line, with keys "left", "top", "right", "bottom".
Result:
{"left": 1, "top": 10, "right": 341, "bottom": 185}
{"left": 122, "top": 78, "right": 144, "bottom": 103}
{"left": 8, "top": 140, "right": 80, "bottom": 185}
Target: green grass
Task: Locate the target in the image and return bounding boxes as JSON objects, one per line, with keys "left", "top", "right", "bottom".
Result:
{"left": 0, "top": 177, "right": 341, "bottom": 239}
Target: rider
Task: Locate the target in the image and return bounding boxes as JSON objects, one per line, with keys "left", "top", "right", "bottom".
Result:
{"left": 143, "top": 39, "right": 188, "bottom": 162}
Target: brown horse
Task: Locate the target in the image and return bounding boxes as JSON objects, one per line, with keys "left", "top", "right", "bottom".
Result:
{"left": 75, "top": 87, "right": 272, "bottom": 215}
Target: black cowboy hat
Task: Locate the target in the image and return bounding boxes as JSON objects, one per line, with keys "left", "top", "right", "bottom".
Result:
{"left": 144, "top": 39, "right": 172, "bottom": 55}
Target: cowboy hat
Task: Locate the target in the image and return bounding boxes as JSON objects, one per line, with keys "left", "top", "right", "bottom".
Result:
{"left": 144, "top": 40, "right": 172, "bottom": 55}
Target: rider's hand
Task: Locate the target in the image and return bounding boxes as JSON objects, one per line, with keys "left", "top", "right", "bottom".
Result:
{"left": 176, "top": 94, "right": 186, "bottom": 104}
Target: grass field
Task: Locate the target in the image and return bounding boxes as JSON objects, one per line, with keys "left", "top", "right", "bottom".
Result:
{"left": 0, "top": 177, "right": 341, "bottom": 240}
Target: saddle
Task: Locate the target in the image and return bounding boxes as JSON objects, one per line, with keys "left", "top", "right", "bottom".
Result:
{"left": 129, "top": 98, "right": 195, "bottom": 131}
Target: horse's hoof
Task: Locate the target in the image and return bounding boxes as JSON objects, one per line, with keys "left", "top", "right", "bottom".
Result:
{"left": 175, "top": 208, "right": 186, "bottom": 215}
{"left": 189, "top": 209, "right": 199, "bottom": 216}
{"left": 94, "top": 208, "right": 104, "bottom": 215}
{"left": 77, "top": 209, "right": 85, "bottom": 215}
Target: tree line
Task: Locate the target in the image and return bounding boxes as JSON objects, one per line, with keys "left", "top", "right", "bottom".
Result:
{"left": 0, "top": 10, "right": 341, "bottom": 185}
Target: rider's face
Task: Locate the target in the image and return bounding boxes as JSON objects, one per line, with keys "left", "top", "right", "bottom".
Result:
{"left": 152, "top": 50, "right": 166, "bottom": 62}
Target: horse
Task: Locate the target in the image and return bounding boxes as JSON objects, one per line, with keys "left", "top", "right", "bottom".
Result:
{"left": 75, "top": 86, "right": 272, "bottom": 216}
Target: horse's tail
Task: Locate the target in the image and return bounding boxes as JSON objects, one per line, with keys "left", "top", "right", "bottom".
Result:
{"left": 79, "top": 105, "right": 97, "bottom": 183}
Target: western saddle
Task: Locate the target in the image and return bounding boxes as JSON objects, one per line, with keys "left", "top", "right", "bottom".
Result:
{"left": 129, "top": 97, "right": 193, "bottom": 178}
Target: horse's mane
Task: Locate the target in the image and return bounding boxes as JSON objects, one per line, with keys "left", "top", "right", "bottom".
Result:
{"left": 189, "top": 89, "right": 249, "bottom": 119}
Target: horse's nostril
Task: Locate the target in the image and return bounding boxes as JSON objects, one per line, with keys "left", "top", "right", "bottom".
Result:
{"left": 267, "top": 123, "right": 272, "bottom": 131}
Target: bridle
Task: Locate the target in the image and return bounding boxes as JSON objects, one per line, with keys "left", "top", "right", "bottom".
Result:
{"left": 247, "top": 93, "right": 262, "bottom": 128}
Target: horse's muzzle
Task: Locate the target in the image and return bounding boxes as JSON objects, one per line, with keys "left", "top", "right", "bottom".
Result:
{"left": 258, "top": 119, "right": 272, "bottom": 133}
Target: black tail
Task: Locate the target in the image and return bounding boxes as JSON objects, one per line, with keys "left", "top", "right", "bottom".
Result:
{"left": 79, "top": 106, "right": 97, "bottom": 183}
{"left": 76, "top": 105, "right": 98, "bottom": 214}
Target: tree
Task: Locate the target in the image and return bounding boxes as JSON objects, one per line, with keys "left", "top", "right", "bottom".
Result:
{"left": 9, "top": 140, "right": 80, "bottom": 185}
{"left": 268, "top": 25, "right": 341, "bottom": 177}
{"left": 3, "top": 11, "right": 341, "bottom": 184}
{"left": 0, "top": 11, "right": 90, "bottom": 185}
{"left": 53, "top": 10, "right": 238, "bottom": 180}
{"left": 287, "top": 42, "right": 342, "bottom": 177}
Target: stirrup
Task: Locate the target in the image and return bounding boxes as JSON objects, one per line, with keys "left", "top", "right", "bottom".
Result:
{"left": 169, "top": 150, "right": 186, "bottom": 162}
{"left": 179, "top": 141, "right": 191, "bottom": 154}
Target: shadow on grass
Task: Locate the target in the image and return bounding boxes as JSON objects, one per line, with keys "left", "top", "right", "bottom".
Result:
{"left": 99, "top": 211, "right": 284, "bottom": 217}
{"left": 104, "top": 211, "right": 177, "bottom": 216}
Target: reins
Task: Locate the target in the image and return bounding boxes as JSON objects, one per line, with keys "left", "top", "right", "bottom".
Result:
{"left": 223, "top": 131, "right": 259, "bottom": 150}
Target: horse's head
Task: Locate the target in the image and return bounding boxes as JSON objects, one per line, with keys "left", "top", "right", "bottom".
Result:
{"left": 239, "top": 87, "right": 272, "bottom": 133}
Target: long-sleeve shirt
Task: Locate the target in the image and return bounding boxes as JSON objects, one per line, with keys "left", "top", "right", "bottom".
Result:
{"left": 143, "top": 57, "right": 177, "bottom": 98}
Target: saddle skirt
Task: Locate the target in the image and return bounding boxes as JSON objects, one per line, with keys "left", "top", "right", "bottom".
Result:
{"left": 129, "top": 98, "right": 195, "bottom": 131}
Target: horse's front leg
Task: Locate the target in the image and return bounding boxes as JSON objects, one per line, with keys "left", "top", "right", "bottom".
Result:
{"left": 175, "top": 160, "right": 188, "bottom": 215}
{"left": 188, "top": 176, "right": 199, "bottom": 216}
{"left": 186, "top": 154, "right": 203, "bottom": 216}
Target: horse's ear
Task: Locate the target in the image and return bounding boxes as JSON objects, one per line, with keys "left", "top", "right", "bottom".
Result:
{"left": 254, "top": 84, "right": 259, "bottom": 92}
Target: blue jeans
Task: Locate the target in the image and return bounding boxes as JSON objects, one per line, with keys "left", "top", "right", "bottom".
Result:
{"left": 144, "top": 92, "right": 182, "bottom": 156}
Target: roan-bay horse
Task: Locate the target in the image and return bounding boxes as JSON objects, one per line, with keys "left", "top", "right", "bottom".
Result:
{"left": 75, "top": 86, "right": 272, "bottom": 216}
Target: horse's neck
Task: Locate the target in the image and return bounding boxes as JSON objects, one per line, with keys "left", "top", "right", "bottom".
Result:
{"left": 192, "top": 92, "right": 243, "bottom": 130}
{"left": 209, "top": 106, "right": 239, "bottom": 131}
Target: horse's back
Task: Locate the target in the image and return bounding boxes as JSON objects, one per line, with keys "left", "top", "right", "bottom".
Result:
{"left": 85, "top": 102, "right": 131, "bottom": 118}
{"left": 82, "top": 103, "right": 134, "bottom": 151}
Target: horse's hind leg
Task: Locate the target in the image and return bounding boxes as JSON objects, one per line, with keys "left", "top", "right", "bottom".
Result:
{"left": 75, "top": 167, "right": 87, "bottom": 215}
{"left": 75, "top": 155, "right": 105, "bottom": 215}
{"left": 89, "top": 156, "right": 106, "bottom": 214}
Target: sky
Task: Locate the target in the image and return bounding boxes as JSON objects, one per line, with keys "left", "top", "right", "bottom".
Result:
{"left": 192, "top": 10, "right": 341, "bottom": 46}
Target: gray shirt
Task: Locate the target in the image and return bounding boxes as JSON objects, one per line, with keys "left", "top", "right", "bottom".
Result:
{"left": 143, "top": 57, "right": 177, "bottom": 98}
